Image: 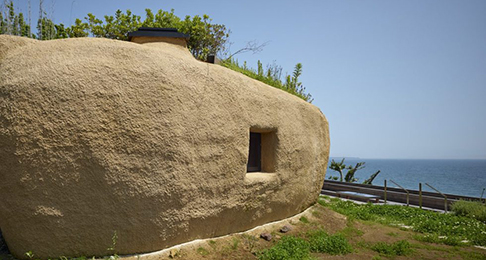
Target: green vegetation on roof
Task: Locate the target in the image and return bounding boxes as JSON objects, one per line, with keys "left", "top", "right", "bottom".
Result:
{"left": 221, "top": 59, "right": 313, "bottom": 103}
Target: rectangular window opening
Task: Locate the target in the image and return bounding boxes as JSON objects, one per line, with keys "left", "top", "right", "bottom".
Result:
{"left": 247, "top": 129, "right": 276, "bottom": 173}
{"left": 247, "top": 132, "right": 261, "bottom": 172}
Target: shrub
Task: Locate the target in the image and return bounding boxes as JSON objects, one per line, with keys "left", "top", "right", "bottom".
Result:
{"left": 451, "top": 200, "right": 486, "bottom": 223}
{"left": 307, "top": 230, "right": 352, "bottom": 255}
{"left": 258, "top": 236, "right": 313, "bottom": 260}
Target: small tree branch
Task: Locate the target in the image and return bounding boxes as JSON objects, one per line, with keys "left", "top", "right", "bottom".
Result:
{"left": 224, "top": 40, "right": 268, "bottom": 60}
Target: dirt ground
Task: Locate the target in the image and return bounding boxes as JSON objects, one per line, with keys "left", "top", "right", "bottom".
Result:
{"left": 1, "top": 202, "right": 485, "bottom": 260}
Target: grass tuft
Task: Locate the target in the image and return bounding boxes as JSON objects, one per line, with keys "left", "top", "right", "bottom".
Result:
{"left": 299, "top": 216, "right": 310, "bottom": 224}
{"left": 371, "top": 240, "right": 412, "bottom": 256}
{"left": 196, "top": 247, "right": 209, "bottom": 256}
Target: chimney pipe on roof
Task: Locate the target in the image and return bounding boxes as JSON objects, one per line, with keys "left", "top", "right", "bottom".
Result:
{"left": 128, "top": 27, "right": 190, "bottom": 48}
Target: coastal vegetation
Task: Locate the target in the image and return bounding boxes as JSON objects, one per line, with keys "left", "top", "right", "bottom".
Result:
{"left": 0, "top": 1, "right": 229, "bottom": 60}
{"left": 451, "top": 200, "right": 486, "bottom": 222}
{"left": 319, "top": 197, "right": 486, "bottom": 246}
{"left": 328, "top": 158, "right": 381, "bottom": 184}
{"left": 221, "top": 59, "right": 313, "bottom": 102}
{"left": 0, "top": 1, "right": 313, "bottom": 102}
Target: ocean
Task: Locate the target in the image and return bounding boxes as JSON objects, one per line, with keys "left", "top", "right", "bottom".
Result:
{"left": 326, "top": 158, "right": 486, "bottom": 198}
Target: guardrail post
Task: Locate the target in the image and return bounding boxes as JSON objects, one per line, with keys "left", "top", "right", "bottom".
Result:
{"left": 419, "top": 183, "right": 422, "bottom": 209}
{"left": 384, "top": 180, "right": 387, "bottom": 204}
{"left": 425, "top": 183, "right": 448, "bottom": 212}
{"left": 390, "top": 180, "right": 409, "bottom": 207}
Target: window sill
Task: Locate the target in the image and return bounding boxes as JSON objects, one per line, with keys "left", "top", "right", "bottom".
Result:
{"left": 244, "top": 172, "right": 277, "bottom": 185}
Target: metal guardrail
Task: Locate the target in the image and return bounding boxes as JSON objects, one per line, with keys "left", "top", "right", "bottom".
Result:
{"left": 322, "top": 180, "right": 484, "bottom": 210}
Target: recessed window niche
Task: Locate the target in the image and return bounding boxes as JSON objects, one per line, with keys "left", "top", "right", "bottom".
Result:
{"left": 246, "top": 128, "right": 277, "bottom": 173}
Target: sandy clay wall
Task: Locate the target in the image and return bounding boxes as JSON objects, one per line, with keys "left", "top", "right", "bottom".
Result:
{"left": 0, "top": 35, "right": 330, "bottom": 259}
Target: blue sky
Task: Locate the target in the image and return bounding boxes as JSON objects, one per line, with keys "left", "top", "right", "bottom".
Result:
{"left": 8, "top": 0, "right": 486, "bottom": 159}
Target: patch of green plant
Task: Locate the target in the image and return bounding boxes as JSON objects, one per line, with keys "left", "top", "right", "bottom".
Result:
{"left": 196, "top": 247, "right": 209, "bottom": 256}
{"left": 299, "top": 216, "right": 310, "bottom": 224}
{"left": 231, "top": 237, "right": 240, "bottom": 250}
{"left": 451, "top": 200, "right": 486, "bottom": 223}
{"left": 457, "top": 250, "right": 486, "bottom": 260}
{"left": 105, "top": 231, "right": 119, "bottom": 260}
{"left": 257, "top": 236, "right": 313, "bottom": 260}
{"left": 386, "top": 232, "right": 399, "bottom": 237}
{"left": 412, "top": 242, "right": 486, "bottom": 260}
{"left": 317, "top": 199, "right": 328, "bottom": 207}
{"left": 413, "top": 234, "right": 442, "bottom": 244}
{"left": 371, "top": 240, "right": 412, "bottom": 256}
{"left": 221, "top": 59, "right": 313, "bottom": 102}
{"left": 311, "top": 210, "right": 322, "bottom": 217}
{"left": 307, "top": 230, "right": 353, "bottom": 255}
{"left": 320, "top": 198, "right": 486, "bottom": 246}
{"left": 412, "top": 234, "right": 464, "bottom": 246}
{"left": 25, "top": 251, "right": 34, "bottom": 260}
{"left": 339, "top": 226, "right": 364, "bottom": 238}
{"left": 208, "top": 239, "right": 217, "bottom": 249}
{"left": 339, "top": 219, "right": 364, "bottom": 238}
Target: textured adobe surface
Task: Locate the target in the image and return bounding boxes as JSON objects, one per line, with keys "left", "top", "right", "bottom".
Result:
{"left": 0, "top": 35, "right": 330, "bottom": 259}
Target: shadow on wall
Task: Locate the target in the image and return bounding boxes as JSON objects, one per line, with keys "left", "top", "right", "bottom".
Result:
{"left": 0, "top": 229, "right": 11, "bottom": 256}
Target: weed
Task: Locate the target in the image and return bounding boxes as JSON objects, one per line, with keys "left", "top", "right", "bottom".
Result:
{"left": 299, "top": 216, "right": 309, "bottom": 224}
{"left": 196, "top": 247, "right": 209, "bottom": 256}
{"left": 208, "top": 240, "right": 217, "bottom": 249}
{"left": 413, "top": 234, "right": 442, "bottom": 244}
{"left": 221, "top": 59, "right": 313, "bottom": 102}
{"left": 340, "top": 226, "right": 364, "bottom": 238}
{"left": 107, "top": 231, "right": 118, "bottom": 252}
{"left": 311, "top": 210, "right": 321, "bottom": 217}
{"left": 457, "top": 250, "right": 486, "bottom": 260}
{"left": 105, "top": 231, "right": 119, "bottom": 260}
{"left": 340, "top": 218, "right": 363, "bottom": 238}
{"left": 307, "top": 230, "right": 352, "bottom": 255}
{"left": 25, "top": 251, "right": 34, "bottom": 260}
{"left": 371, "top": 240, "right": 412, "bottom": 256}
{"left": 413, "top": 234, "right": 464, "bottom": 246}
{"left": 442, "top": 236, "right": 463, "bottom": 246}
{"left": 317, "top": 199, "right": 327, "bottom": 207}
{"left": 371, "top": 256, "right": 382, "bottom": 260}
{"left": 231, "top": 238, "right": 240, "bottom": 250}
{"left": 258, "top": 236, "right": 313, "bottom": 260}
{"left": 386, "top": 232, "right": 399, "bottom": 237}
